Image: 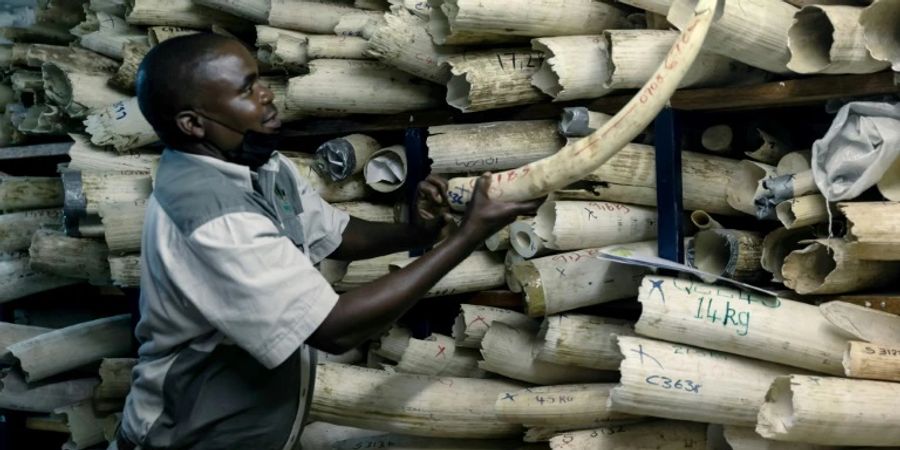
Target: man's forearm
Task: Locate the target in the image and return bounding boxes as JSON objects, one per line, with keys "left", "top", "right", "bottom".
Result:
{"left": 308, "top": 227, "right": 481, "bottom": 353}
{"left": 330, "top": 217, "right": 438, "bottom": 260}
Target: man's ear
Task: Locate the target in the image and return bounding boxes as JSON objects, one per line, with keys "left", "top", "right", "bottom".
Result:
{"left": 175, "top": 110, "right": 205, "bottom": 139}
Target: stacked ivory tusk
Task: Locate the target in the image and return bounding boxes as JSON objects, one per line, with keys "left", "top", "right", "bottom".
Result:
{"left": 4, "top": 0, "right": 900, "bottom": 446}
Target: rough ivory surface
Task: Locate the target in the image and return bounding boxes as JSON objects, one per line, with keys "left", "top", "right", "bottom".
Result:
{"left": 787, "top": 5, "right": 890, "bottom": 74}
{"left": 819, "top": 300, "right": 900, "bottom": 346}
{"left": 99, "top": 200, "right": 147, "bottom": 253}
{"left": 0, "top": 322, "right": 52, "bottom": 364}
{"left": 8, "top": 314, "right": 131, "bottom": 383}
{"left": 534, "top": 200, "right": 658, "bottom": 250}
{"left": 495, "top": 383, "right": 641, "bottom": 430}
{"left": 690, "top": 228, "right": 764, "bottom": 281}
{"left": 508, "top": 217, "right": 552, "bottom": 259}
{"left": 363, "top": 145, "right": 407, "bottom": 193}
{"left": 78, "top": 171, "right": 153, "bottom": 215}
{"left": 311, "top": 362, "right": 526, "bottom": 438}
{"left": 757, "top": 375, "right": 900, "bottom": 446}
{"left": 28, "top": 229, "right": 111, "bottom": 284}
{"left": 452, "top": 304, "right": 538, "bottom": 349}
{"left": 78, "top": 11, "right": 148, "bottom": 60}
{"left": 668, "top": 0, "right": 795, "bottom": 74}
{"left": 0, "top": 208, "right": 61, "bottom": 253}
{"left": 125, "top": 0, "right": 249, "bottom": 28}
{"left": 479, "top": 322, "right": 617, "bottom": 385}
{"left": 860, "top": 0, "right": 900, "bottom": 71}
{"left": 390, "top": 251, "right": 505, "bottom": 297}
{"left": 783, "top": 239, "right": 900, "bottom": 295}
{"left": 16, "top": 43, "right": 119, "bottom": 74}
{"left": 42, "top": 65, "right": 130, "bottom": 118}
{"left": 395, "top": 333, "right": 486, "bottom": 378}
{"left": 549, "top": 420, "right": 708, "bottom": 449}
{"left": 428, "top": 0, "right": 629, "bottom": 38}
{"left": 55, "top": 399, "right": 108, "bottom": 450}
{"left": 84, "top": 96, "right": 159, "bottom": 152}
{"left": 287, "top": 154, "right": 368, "bottom": 202}
{"left": 513, "top": 243, "right": 652, "bottom": 317}
{"left": 531, "top": 35, "right": 612, "bottom": 101}
{"left": 843, "top": 341, "right": 900, "bottom": 382}
{"left": 68, "top": 135, "right": 159, "bottom": 173}
{"left": 723, "top": 425, "right": 836, "bottom": 450}
{"left": 726, "top": 160, "right": 776, "bottom": 217}
{"left": 109, "top": 254, "right": 141, "bottom": 288}
{"left": 536, "top": 314, "right": 635, "bottom": 370}
{"left": 287, "top": 59, "right": 441, "bottom": 115}
{"left": 582, "top": 144, "right": 742, "bottom": 216}
{"left": 840, "top": 202, "right": 900, "bottom": 261}
{"left": 635, "top": 275, "right": 848, "bottom": 375}
{"left": 610, "top": 336, "right": 796, "bottom": 426}
{"left": 0, "top": 370, "right": 98, "bottom": 414}
{"left": 445, "top": 48, "right": 547, "bottom": 112}
{"left": 269, "top": 0, "right": 382, "bottom": 34}
{"left": 427, "top": 120, "right": 563, "bottom": 174}
{"left": 371, "top": 325, "right": 412, "bottom": 362}
{"left": 775, "top": 194, "right": 828, "bottom": 229}
{"left": 332, "top": 202, "right": 396, "bottom": 223}
{"left": 0, "top": 176, "right": 64, "bottom": 211}
{"left": 367, "top": 8, "right": 457, "bottom": 84}
{"left": 333, "top": 252, "right": 408, "bottom": 292}
{"left": 760, "top": 226, "right": 817, "bottom": 283}
{"left": 605, "top": 30, "right": 764, "bottom": 89}
{"left": 0, "top": 255, "right": 79, "bottom": 304}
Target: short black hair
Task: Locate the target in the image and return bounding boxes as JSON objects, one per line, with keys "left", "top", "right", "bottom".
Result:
{"left": 135, "top": 33, "right": 239, "bottom": 147}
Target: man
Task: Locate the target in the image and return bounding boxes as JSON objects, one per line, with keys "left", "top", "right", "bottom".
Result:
{"left": 117, "top": 33, "right": 541, "bottom": 450}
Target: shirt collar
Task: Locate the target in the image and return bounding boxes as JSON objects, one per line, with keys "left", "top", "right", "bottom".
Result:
{"left": 165, "top": 149, "right": 282, "bottom": 192}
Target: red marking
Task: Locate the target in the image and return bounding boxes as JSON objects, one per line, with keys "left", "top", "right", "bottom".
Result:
{"left": 468, "top": 315, "right": 489, "bottom": 327}
{"left": 435, "top": 345, "right": 447, "bottom": 358}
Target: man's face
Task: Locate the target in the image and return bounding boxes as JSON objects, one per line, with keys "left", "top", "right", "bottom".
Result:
{"left": 192, "top": 41, "right": 281, "bottom": 153}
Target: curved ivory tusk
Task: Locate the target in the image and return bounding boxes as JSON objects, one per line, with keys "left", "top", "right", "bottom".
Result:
{"left": 68, "top": 135, "right": 159, "bottom": 174}
{"left": 479, "top": 321, "right": 618, "bottom": 385}
{"left": 513, "top": 243, "right": 653, "bottom": 317}
{"left": 787, "top": 5, "right": 890, "bottom": 74}
{"left": 605, "top": 30, "right": 765, "bottom": 90}
{"left": 446, "top": 0, "right": 718, "bottom": 208}
{"left": 495, "top": 383, "right": 642, "bottom": 430}
{"left": 269, "top": 0, "right": 383, "bottom": 34}
{"left": 8, "top": 314, "right": 131, "bottom": 383}
{"left": 0, "top": 323, "right": 52, "bottom": 364}
{"left": 451, "top": 303, "right": 538, "bottom": 349}
{"left": 62, "top": 170, "right": 153, "bottom": 216}
{"left": 535, "top": 314, "right": 635, "bottom": 370}
{"left": 332, "top": 202, "right": 398, "bottom": 223}
{"left": 311, "top": 362, "right": 526, "bottom": 438}
{"left": 78, "top": 11, "right": 148, "bottom": 60}
{"left": 485, "top": 225, "right": 510, "bottom": 251}
{"left": 756, "top": 375, "right": 900, "bottom": 446}
{"left": 55, "top": 400, "right": 109, "bottom": 450}
{"left": 549, "top": 421, "right": 708, "bottom": 450}
{"left": 726, "top": 160, "right": 776, "bottom": 217}
{"left": 635, "top": 275, "right": 848, "bottom": 375}
{"left": 371, "top": 325, "right": 412, "bottom": 362}
{"left": 42, "top": 63, "right": 129, "bottom": 118}
{"left": 668, "top": 0, "right": 795, "bottom": 74}
{"left": 333, "top": 13, "right": 385, "bottom": 39}
{"left": 427, "top": 120, "right": 563, "bottom": 174}
{"left": 783, "top": 239, "right": 900, "bottom": 295}
{"left": 844, "top": 340, "right": 900, "bottom": 383}
{"left": 611, "top": 336, "right": 796, "bottom": 426}
{"left": 534, "top": 200, "right": 658, "bottom": 251}
{"left": 16, "top": 43, "right": 119, "bottom": 74}
{"left": 367, "top": 8, "right": 457, "bottom": 84}
{"left": 531, "top": 35, "right": 613, "bottom": 102}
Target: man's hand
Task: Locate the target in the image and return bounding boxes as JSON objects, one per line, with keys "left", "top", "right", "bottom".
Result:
{"left": 414, "top": 174, "right": 454, "bottom": 237}
{"left": 459, "top": 173, "right": 545, "bottom": 240}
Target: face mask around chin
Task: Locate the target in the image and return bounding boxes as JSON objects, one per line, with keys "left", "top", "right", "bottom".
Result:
{"left": 198, "top": 113, "right": 283, "bottom": 169}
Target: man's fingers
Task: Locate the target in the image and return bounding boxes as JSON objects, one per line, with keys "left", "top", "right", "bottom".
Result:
{"left": 419, "top": 183, "right": 442, "bottom": 205}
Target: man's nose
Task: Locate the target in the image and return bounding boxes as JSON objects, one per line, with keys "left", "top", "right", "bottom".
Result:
{"left": 259, "top": 83, "right": 274, "bottom": 105}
